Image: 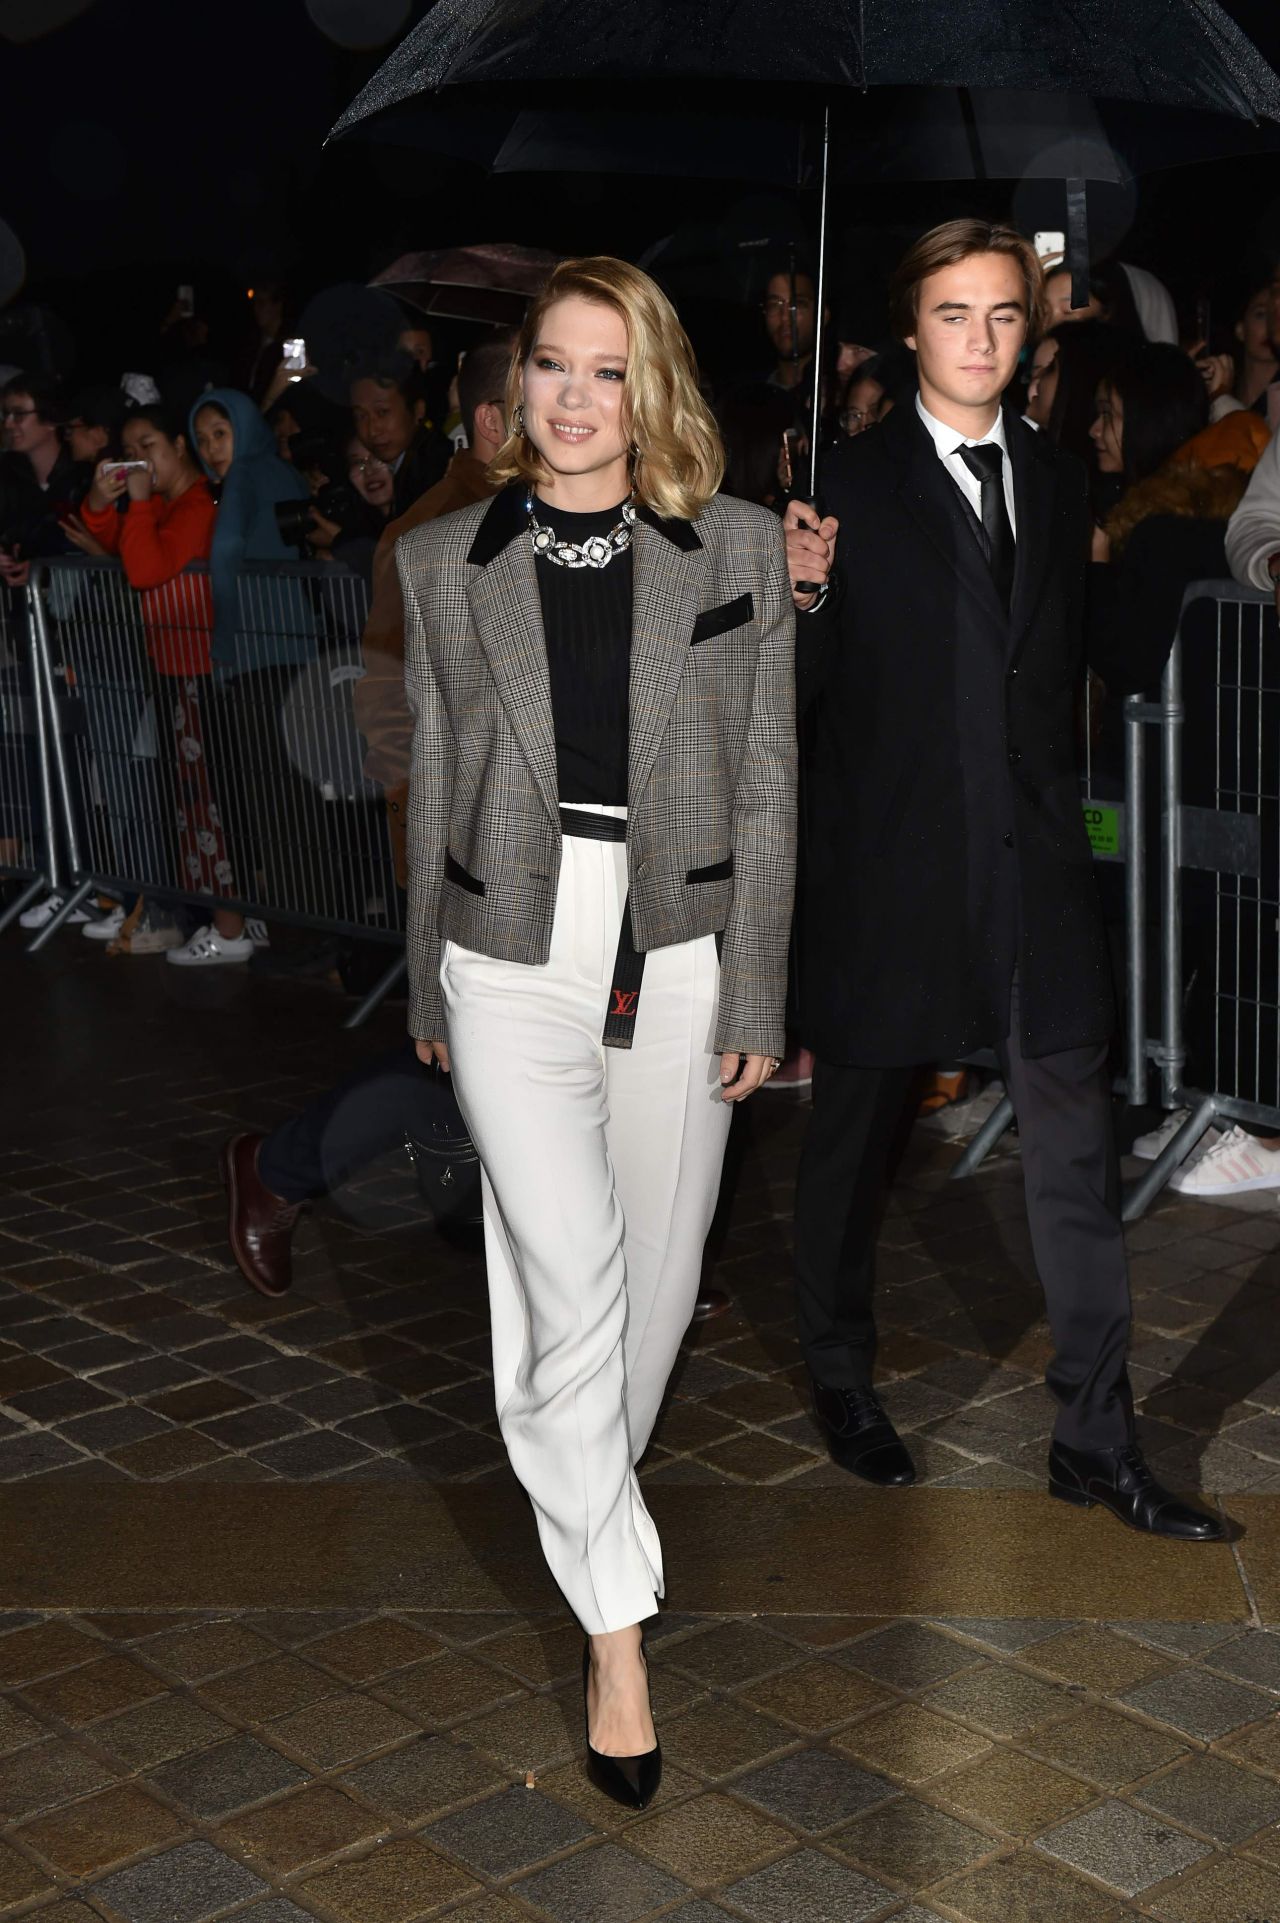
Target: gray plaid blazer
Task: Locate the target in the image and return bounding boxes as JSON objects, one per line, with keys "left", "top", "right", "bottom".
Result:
{"left": 396, "top": 483, "right": 796, "bottom": 1056}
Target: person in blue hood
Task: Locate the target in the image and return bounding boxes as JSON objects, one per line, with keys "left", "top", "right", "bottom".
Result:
{"left": 163, "top": 389, "right": 317, "bottom": 968}
{"left": 190, "top": 388, "right": 313, "bottom": 673}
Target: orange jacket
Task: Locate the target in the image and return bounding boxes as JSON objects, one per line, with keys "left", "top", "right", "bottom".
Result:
{"left": 79, "top": 480, "right": 217, "bottom": 676}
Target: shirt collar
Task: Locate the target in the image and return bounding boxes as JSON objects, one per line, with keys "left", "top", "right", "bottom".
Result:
{"left": 915, "top": 390, "right": 1009, "bottom": 462}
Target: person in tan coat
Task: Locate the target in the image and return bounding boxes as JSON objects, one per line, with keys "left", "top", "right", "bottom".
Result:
{"left": 355, "top": 338, "right": 513, "bottom": 881}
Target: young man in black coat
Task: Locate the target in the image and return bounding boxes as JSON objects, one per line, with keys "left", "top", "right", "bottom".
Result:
{"left": 784, "top": 218, "right": 1222, "bottom": 1542}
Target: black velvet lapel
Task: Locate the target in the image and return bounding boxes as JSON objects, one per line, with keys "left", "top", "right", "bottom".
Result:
{"left": 466, "top": 483, "right": 702, "bottom": 567}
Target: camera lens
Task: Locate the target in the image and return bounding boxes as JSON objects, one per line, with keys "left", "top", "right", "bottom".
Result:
{"left": 273, "top": 498, "right": 314, "bottom": 547}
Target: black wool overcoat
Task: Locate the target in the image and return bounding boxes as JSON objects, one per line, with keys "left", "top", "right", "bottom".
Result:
{"left": 796, "top": 396, "right": 1115, "bottom": 1066}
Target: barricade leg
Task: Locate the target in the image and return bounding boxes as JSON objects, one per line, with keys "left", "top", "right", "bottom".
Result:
{"left": 948, "top": 1093, "right": 1016, "bottom": 1179}
{"left": 1120, "top": 1094, "right": 1219, "bottom": 1221}
{"left": 341, "top": 951, "right": 409, "bottom": 1030}
{"left": 0, "top": 875, "right": 49, "bottom": 936}
{"left": 25, "top": 875, "right": 96, "bottom": 954}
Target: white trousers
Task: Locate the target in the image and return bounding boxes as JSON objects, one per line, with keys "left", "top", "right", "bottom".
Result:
{"left": 441, "top": 806, "right": 732, "bottom": 1634}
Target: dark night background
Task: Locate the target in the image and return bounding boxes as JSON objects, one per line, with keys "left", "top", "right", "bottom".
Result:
{"left": 6, "top": 0, "right": 1280, "bottom": 389}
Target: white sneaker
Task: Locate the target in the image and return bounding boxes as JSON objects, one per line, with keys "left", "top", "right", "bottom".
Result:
{"left": 165, "top": 924, "right": 254, "bottom": 967}
{"left": 19, "top": 891, "right": 91, "bottom": 930}
{"left": 1170, "top": 1125, "right": 1280, "bottom": 1196}
{"left": 1131, "top": 1108, "right": 1222, "bottom": 1167}
{"left": 83, "top": 905, "right": 126, "bottom": 943}
{"left": 245, "top": 918, "right": 270, "bottom": 949}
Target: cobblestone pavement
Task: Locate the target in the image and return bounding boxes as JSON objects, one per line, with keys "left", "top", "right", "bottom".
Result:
{"left": 2, "top": 934, "right": 1280, "bottom": 1920}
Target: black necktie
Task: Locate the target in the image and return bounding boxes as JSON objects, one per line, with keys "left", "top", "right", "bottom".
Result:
{"left": 957, "top": 442, "right": 1014, "bottom": 613}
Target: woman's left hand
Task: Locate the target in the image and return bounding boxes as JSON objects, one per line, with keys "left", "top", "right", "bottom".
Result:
{"left": 719, "top": 1052, "right": 779, "bottom": 1102}
{"left": 306, "top": 507, "right": 341, "bottom": 554}
{"left": 1091, "top": 523, "right": 1112, "bottom": 564}
{"left": 125, "top": 465, "right": 153, "bottom": 503}
{"left": 62, "top": 515, "right": 109, "bottom": 557}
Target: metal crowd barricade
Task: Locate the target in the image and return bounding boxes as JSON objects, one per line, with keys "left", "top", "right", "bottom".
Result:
{"left": 20, "top": 555, "right": 407, "bottom": 1026}
{"left": 1124, "top": 579, "right": 1279, "bottom": 1216}
{"left": 0, "top": 580, "right": 63, "bottom": 933}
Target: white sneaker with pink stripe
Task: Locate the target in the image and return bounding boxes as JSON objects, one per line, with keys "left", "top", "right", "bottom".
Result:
{"left": 1169, "top": 1126, "right": 1280, "bottom": 1197}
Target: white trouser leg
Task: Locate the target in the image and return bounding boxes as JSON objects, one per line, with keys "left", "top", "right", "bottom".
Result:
{"left": 442, "top": 815, "right": 731, "bottom": 1635}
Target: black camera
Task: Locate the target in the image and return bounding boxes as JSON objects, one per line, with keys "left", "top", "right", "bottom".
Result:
{"left": 273, "top": 496, "right": 316, "bottom": 550}
{"left": 274, "top": 480, "right": 374, "bottom": 555}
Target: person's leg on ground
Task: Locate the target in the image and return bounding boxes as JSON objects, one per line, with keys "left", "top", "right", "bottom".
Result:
{"left": 998, "top": 980, "right": 1223, "bottom": 1540}
{"left": 444, "top": 826, "right": 662, "bottom": 1766}
{"left": 793, "top": 1056, "right": 919, "bottom": 1484}
{"left": 995, "top": 984, "right": 1134, "bottom": 1452}
{"left": 224, "top": 1041, "right": 465, "bottom": 1294}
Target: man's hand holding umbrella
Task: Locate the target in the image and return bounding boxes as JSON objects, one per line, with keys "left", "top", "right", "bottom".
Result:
{"left": 784, "top": 499, "right": 838, "bottom": 611}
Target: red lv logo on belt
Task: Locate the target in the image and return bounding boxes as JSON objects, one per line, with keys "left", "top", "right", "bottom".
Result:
{"left": 611, "top": 988, "right": 639, "bottom": 1018}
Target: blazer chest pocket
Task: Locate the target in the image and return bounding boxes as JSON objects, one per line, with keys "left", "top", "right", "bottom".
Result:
{"left": 690, "top": 592, "right": 753, "bottom": 645}
{"left": 687, "top": 855, "right": 733, "bottom": 885}
{"left": 444, "top": 852, "right": 485, "bottom": 897}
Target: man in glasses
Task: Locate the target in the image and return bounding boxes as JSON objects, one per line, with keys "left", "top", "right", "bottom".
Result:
{"left": 760, "top": 261, "right": 823, "bottom": 398}
{"left": 0, "top": 373, "right": 76, "bottom": 589}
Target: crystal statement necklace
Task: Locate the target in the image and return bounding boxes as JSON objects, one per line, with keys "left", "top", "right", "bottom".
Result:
{"left": 526, "top": 490, "right": 636, "bottom": 569}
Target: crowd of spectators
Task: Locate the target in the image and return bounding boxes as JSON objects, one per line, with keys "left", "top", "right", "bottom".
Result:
{"left": 4, "top": 241, "right": 1280, "bottom": 1161}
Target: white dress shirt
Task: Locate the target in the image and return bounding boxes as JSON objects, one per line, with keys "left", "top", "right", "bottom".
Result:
{"left": 915, "top": 391, "right": 1017, "bottom": 539}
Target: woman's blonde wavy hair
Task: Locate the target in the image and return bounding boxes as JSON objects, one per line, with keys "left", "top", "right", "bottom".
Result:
{"left": 488, "top": 255, "right": 724, "bottom": 521}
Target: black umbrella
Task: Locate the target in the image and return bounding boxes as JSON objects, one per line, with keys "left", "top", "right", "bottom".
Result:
{"left": 332, "top": 0, "right": 1280, "bottom": 492}
{"left": 330, "top": 0, "right": 1280, "bottom": 119}
{"left": 370, "top": 243, "right": 558, "bottom": 326}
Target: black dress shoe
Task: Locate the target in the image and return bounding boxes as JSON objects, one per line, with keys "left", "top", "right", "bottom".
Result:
{"left": 582, "top": 1644, "right": 662, "bottom": 1810}
{"left": 811, "top": 1378, "right": 916, "bottom": 1486}
{"left": 1048, "top": 1439, "right": 1226, "bottom": 1542}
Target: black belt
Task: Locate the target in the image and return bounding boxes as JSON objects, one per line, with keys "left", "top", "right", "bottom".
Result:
{"left": 559, "top": 806, "right": 643, "bottom": 1048}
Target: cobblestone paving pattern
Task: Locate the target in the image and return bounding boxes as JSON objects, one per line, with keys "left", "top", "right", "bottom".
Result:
{"left": 1, "top": 939, "right": 1279, "bottom": 1916}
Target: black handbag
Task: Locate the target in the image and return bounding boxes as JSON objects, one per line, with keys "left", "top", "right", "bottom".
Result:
{"left": 403, "top": 1066, "right": 483, "bottom": 1228}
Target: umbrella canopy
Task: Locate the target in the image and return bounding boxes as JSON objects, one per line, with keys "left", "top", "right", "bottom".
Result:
{"left": 330, "top": 0, "right": 1280, "bottom": 496}
{"left": 330, "top": 0, "right": 1280, "bottom": 135}
{"left": 489, "top": 90, "right": 1140, "bottom": 187}
{"left": 371, "top": 243, "right": 558, "bottom": 325}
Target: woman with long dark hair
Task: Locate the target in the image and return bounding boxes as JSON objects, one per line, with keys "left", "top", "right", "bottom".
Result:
{"left": 1025, "top": 318, "right": 1134, "bottom": 490}
{"left": 400, "top": 257, "right": 795, "bottom": 1809}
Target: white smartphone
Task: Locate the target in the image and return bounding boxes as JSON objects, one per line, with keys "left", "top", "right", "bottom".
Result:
{"left": 113, "top": 461, "right": 150, "bottom": 474}
{"left": 176, "top": 284, "right": 195, "bottom": 318}
{"left": 283, "top": 337, "right": 308, "bottom": 374}
{"left": 1034, "top": 230, "right": 1066, "bottom": 264}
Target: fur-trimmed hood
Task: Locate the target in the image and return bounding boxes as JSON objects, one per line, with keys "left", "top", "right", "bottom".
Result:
{"left": 1104, "top": 427, "right": 1265, "bottom": 557}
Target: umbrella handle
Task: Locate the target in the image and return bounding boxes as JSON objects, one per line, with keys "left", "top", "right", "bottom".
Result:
{"left": 791, "top": 488, "right": 824, "bottom": 597}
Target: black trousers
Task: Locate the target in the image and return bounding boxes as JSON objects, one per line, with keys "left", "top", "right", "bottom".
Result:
{"left": 794, "top": 982, "right": 1135, "bottom": 1450}
{"left": 258, "top": 1039, "right": 463, "bottom": 1204}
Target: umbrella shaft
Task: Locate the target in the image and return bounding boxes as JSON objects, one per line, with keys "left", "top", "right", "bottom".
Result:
{"left": 809, "top": 104, "right": 831, "bottom": 501}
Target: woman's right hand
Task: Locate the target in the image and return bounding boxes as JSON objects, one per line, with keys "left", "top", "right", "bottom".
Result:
{"left": 415, "top": 1039, "right": 451, "bottom": 1072}
{"left": 87, "top": 458, "right": 129, "bottom": 514}
{"left": 1189, "top": 342, "right": 1234, "bottom": 402}
{"left": 260, "top": 359, "right": 319, "bottom": 413}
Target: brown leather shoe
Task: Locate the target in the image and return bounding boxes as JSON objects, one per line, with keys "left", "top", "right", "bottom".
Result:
{"left": 219, "top": 1133, "right": 302, "bottom": 1297}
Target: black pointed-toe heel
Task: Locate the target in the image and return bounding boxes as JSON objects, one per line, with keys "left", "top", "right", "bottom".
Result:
{"left": 582, "top": 1643, "right": 662, "bottom": 1810}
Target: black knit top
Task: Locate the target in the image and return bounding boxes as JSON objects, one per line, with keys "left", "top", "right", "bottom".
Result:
{"left": 532, "top": 496, "right": 633, "bottom": 806}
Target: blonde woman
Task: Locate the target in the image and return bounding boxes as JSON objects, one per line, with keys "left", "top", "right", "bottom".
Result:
{"left": 398, "top": 258, "right": 796, "bottom": 1807}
